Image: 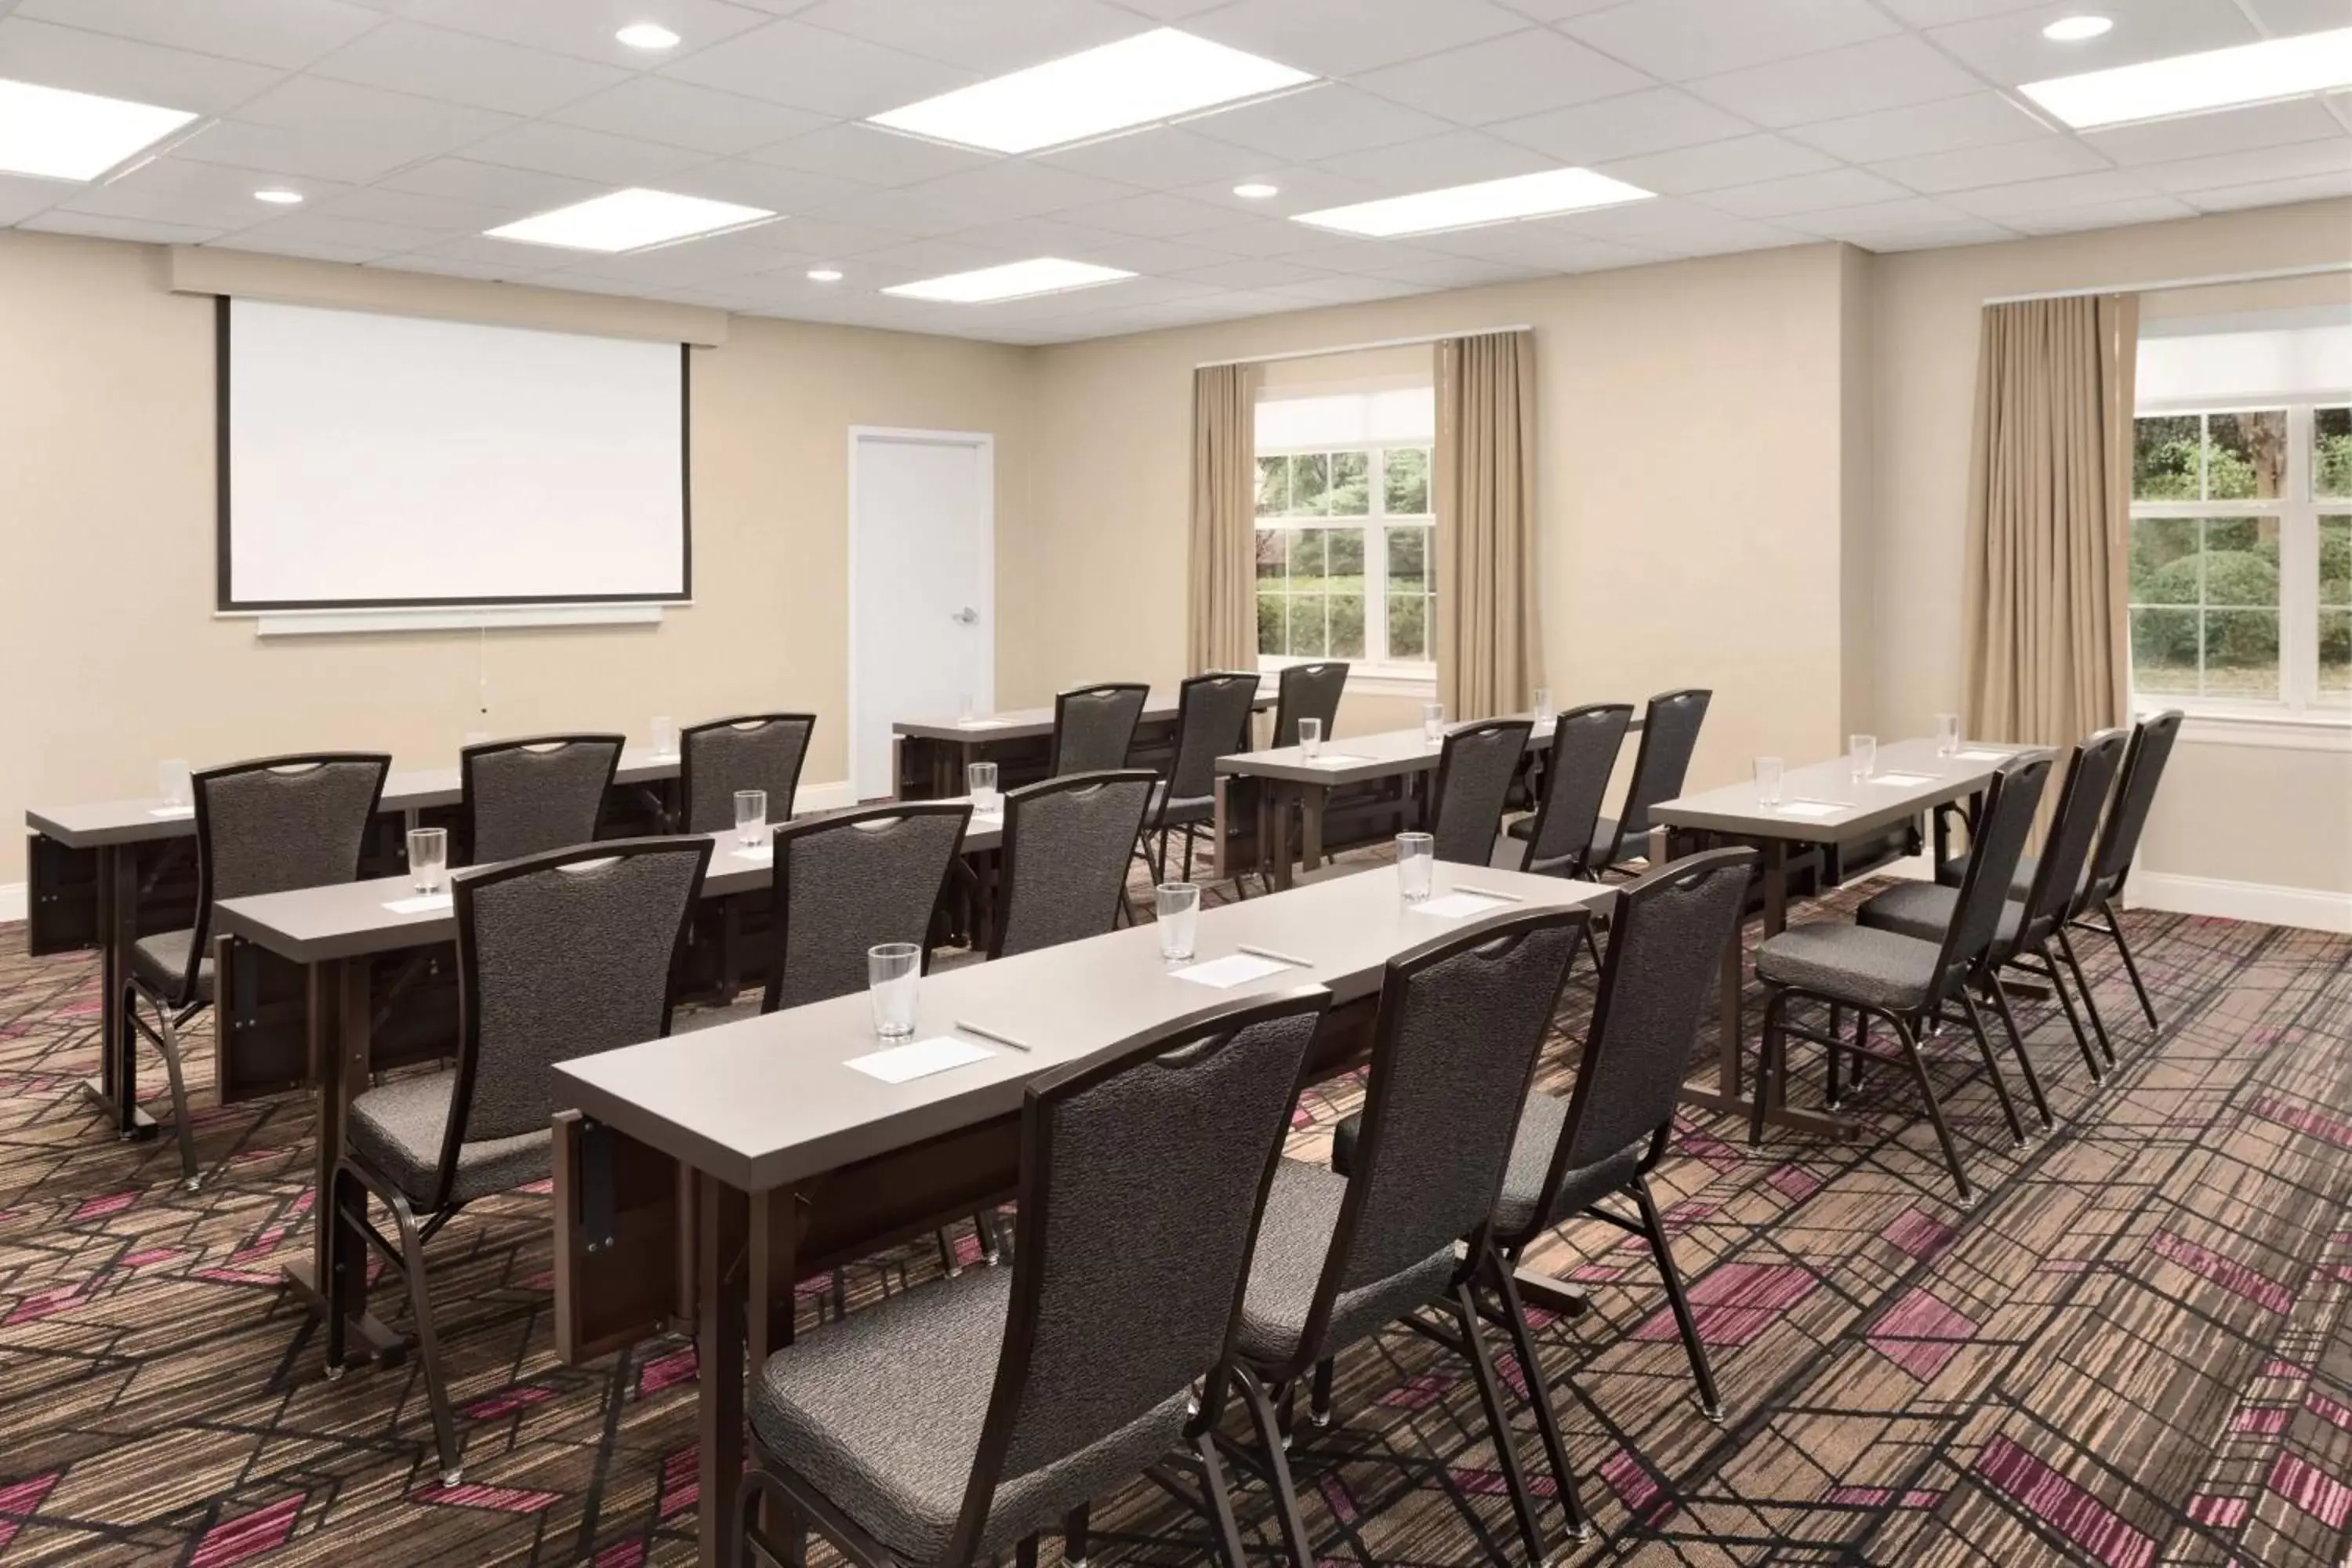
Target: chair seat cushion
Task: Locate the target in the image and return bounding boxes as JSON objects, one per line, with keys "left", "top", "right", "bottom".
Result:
{"left": 1237, "top": 1160, "right": 1456, "bottom": 1368}
{"left": 347, "top": 1071, "right": 549, "bottom": 1208}
{"left": 1857, "top": 882, "right": 2022, "bottom": 956}
{"left": 1332, "top": 1096, "right": 1640, "bottom": 1240}
{"left": 749, "top": 1265, "right": 1190, "bottom": 1562}
{"left": 132, "top": 930, "right": 212, "bottom": 1004}
{"left": 1754, "top": 922, "right": 1943, "bottom": 1011}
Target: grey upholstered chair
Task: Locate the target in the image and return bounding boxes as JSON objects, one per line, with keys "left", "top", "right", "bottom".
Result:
{"left": 1425, "top": 717, "right": 1531, "bottom": 866}
{"left": 458, "top": 733, "right": 624, "bottom": 864}
{"left": 1857, "top": 729, "right": 2130, "bottom": 1105}
{"left": 1221, "top": 906, "right": 1590, "bottom": 1567}
{"left": 681, "top": 713, "right": 815, "bottom": 834}
{"left": 738, "top": 987, "right": 1331, "bottom": 1568}
{"left": 1506, "top": 702, "right": 1635, "bottom": 876}
{"left": 1592, "top": 688, "right": 1711, "bottom": 870}
{"left": 1146, "top": 670, "right": 1259, "bottom": 886}
{"left": 331, "top": 835, "right": 710, "bottom": 1485}
{"left": 1048, "top": 683, "right": 1149, "bottom": 775}
{"left": 990, "top": 770, "right": 1155, "bottom": 960}
{"left": 125, "top": 753, "right": 390, "bottom": 1189}
{"left": 1748, "top": 754, "right": 2053, "bottom": 1206}
{"left": 1269, "top": 660, "right": 1347, "bottom": 749}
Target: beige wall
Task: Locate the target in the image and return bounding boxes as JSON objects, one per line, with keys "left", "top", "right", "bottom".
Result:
{"left": 0, "top": 229, "right": 1036, "bottom": 884}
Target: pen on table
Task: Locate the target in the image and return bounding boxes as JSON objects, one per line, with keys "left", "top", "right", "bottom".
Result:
{"left": 955, "top": 1018, "right": 1032, "bottom": 1053}
{"left": 1453, "top": 885, "right": 1526, "bottom": 903}
{"left": 1238, "top": 943, "right": 1314, "bottom": 968}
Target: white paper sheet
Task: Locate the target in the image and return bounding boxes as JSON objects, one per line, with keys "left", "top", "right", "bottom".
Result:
{"left": 1954, "top": 749, "right": 2009, "bottom": 762}
{"left": 1869, "top": 771, "right": 1936, "bottom": 787}
{"left": 1772, "top": 800, "right": 1848, "bottom": 820}
{"left": 1304, "top": 753, "right": 1375, "bottom": 768}
{"left": 1171, "top": 953, "right": 1294, "bottom": 989}
{"left": 731, "top": 848, "right": 772, "bottom": 863}
{"left": 845, "top": 1036, "right": 993, "bottom": 1084}
{"left": 1410, "top": 892, "right": 1510, "bottom": 918}
{"left": 147, "top": 805, "right": 194, "bottom": 819}
{"left": 383, "top": 894, "right": 453, "bottom": 914}
{"left": 955, "top": 719, "right": 1011, "bottom": 730}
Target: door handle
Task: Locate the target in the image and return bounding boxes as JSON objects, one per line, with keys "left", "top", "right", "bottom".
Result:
{"left": 952, "top": 607, "right": 979, "bottom": 625}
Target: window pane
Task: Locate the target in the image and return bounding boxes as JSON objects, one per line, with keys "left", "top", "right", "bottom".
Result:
{"left": 2129, "top": 517, "right": 2198, "bottom": 604}
{"left": 1256, "top": 454, "right": 1289, "bottom": 516}
{"left": 1258, "top": 593, "right": 1285, "bottom": 656}
{"left": 1387, "top": 524, "right": 1425, "bottom": 589}
{"left": 1290, "top": 452, "right": 1330, "bottom": 515}
{"left": 2322, "top": 514, "right": 2350, "bottom": 608}
{"left": 1287, "top": 593, "right": 1328, "bottom": 657}
{"left": 1329, "top": 593, "right": 1365, "bottom": 659}
{"left": 2320, "top": 609, "right": 2350, "bottom": 707}
{"left": 2131, "top": 608, "right": 2199, "bottom": 695}
{"left": 1385, "top": 446, "right": 1430, "bottom": 514}
{"left": 2205, "top": 410, "right": 2287, "bottom": 500}
{"left": 2318, "top": 407, "right": 2352, "bottom": 500}
{"left": 2200, "top": 517, "right": 2279, "bottom": 607}
{"left": 2200, "top": 609, "right": 2277, "bottom": 699}
{"left": 2133, "top": 415, "right": 2200, "bottom": 500}
{"left": 1328, "top": 450, "right": 1370, "bottom": 515}
{"left": 1255, "top": 527, "right": 1287, "bottom": 583}
{"left": 1388, "top": 594, "right": 1427, "bottom": 660}
{"left": 1287, "top": 525, "right": 1325, "bottom": 583}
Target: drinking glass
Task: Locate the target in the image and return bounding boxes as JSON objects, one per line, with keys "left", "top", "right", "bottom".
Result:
{"left": 1421, "top": 702, "right": 1446, "bottom": 747}
{"left": 1849, "top": 734, "right": 1877, "bottom": 781}
{"left": 967, "top": 760, "right": 1000, "bottom": 813}
{"left": 652, "top": 716, "right": 677, "bottom": 758}
{"left": 1298, "top": 717, "right": 1323, "bottom": 760}
{"left": 1396, "top": 832, "right": 1436, "bottom": 902}
{"left": 408, "top": 827, "right": 448, "bottom": 895}
{"left": 1532, "top": 688, "right": 1555, "bottom": 723}
{"left": 1157, "top": 882, "right": 1200, "bottom": 961}
{"left": 158, "top": 759, "right": 192, "bottom": 811}
{"left": 1935, "top": 713, "right": 1962, "bottom": 757}
{"left": 735, "top": 789, "right": 768, "bottom": 848}
{"left": 867, "top": 943, "right": 920, "bottom": 1038}
{"left": 958, "top": 691, "right": 976, "bottom": 724}
{"left": 1755, "top": 757, "right": 1784, "bottom": 808}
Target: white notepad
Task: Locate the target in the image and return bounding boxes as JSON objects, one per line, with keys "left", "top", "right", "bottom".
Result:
{"left": 147, "top": 805, "right": 194, "bottom": 819}
{"left": 1171, "top": 953, "right": 1293, "bottom": 989}
{"left": 1870, "top": 771, "right": 1936, "bottom": 787}
{"left": 383, "top": 894, "right": 453, "bottom": 915}
{"left": 845, "top": 1036, "right": 993, "bottom": 1084}
{"left": 955, "top": 719, "right": 1011, "bottom": 730}
{"left": 1305, "top": 753, "right": 1374, "bottom": 768}
{"left": 731, "top": 848, "right": 772, "bottom": 863}
{"left": 1773, "top": 799, "right": 1848, "bottom": 819}
{"left": 1411, "top": 892, "right": 1509, "bottom": 918}
{"left": 1955, "top": 749, "right": 2009, "bottom": 762}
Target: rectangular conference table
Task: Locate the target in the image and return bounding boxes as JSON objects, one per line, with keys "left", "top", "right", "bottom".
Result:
{"left": 26, "top": 747, "right": 684, "bottom": 1142}
{"left": 554, "top": 859, "right": 1617, "bottom": 1562}
{"left": 892, "top": 688, "right": 1274, "bottom": 801}
{"left": 1649, "top": 735, "right": 2027, "bottom": 1136}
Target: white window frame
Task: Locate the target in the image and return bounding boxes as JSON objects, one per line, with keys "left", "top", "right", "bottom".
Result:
{"left": 2129, "top": 393, "right": 2350, "bottom": 728}
{"left": 1254, "top": 441, "right": 1436, "bottom": 690}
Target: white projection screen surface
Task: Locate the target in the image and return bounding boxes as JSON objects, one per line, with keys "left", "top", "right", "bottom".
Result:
{"left": 220, "top": 298, "right": 689, "bottom": 609}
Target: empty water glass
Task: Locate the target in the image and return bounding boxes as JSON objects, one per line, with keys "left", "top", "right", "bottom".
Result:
{"left": 1755, "top": 757, "right": 1784, "bottom": 808}
{"left": 1157, "top": 882, "right": 1200, "bottom": 961}
{"left": 958, "top": 691, "right": 976, "bottom": 723}
{"left": 868, "top": 943, "right": 920, "bottom": 1038}
{"left": 1421, "top": 702, "right": 1446, "bottom": 747}
{"left": 408, "top": 827, "right": 448, "bottom": 895}
{"left": 967, "top": 760, "right": 1000, "bottom": 814}
{"left": 158, "top": 759, "right": 192, "bottom": 811}
{"left": 652, "top": 715, "right": 677, "bottom": 758}
{"left": 1396, "top": 831, "right": 1436, "bottom": 901}
{"left": 1298, "top": 717, "right": 1323, "bottom": 760}
{"left": 1849, "top": 735, "right": 1877, "bottom": 781}
{"left": 735, "top": 789, "right": 768, "bottom": 848}
{"left": 1533, "top": 688, "right": 1555, "bottom": 723}
{"left": 1935, "top": 713, "right": 1962, "bottom": 757}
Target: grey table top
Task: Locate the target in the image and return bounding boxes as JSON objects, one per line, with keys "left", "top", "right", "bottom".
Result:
{"left": 1215, "top": 710, "right": 1628, "bottom": 788}
{"left": 893, "top": 688, "right": 1272, "bottom": 744}
{"left": 1650, "top": 737, "right": 2031, "bottom": 843}
{"left": 555, "top": 860, "right": 1616, "bottom": 1194}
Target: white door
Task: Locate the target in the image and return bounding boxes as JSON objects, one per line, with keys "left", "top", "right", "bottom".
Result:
{"left": 850, "top": 427, "right": 995, "bottom": 800}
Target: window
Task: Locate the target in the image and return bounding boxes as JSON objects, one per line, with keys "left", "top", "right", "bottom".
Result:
{"left": 1255, "top": 445, "right": 1432, "bottom": 672}
{"left": 2129, "top": 400, "right": 2350, "bottom": 715}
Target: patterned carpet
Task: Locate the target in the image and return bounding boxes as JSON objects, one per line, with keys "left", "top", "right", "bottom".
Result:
{"left": 0, "top": 864, "right": 2347, "bottom": 1567}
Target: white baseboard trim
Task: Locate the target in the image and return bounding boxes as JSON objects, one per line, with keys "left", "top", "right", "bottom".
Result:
{"left": 0, "top": 881, "right": 22, "bottom": 925}
{"left": 2129, "top": 871, "right": 2352, "bottom": 935}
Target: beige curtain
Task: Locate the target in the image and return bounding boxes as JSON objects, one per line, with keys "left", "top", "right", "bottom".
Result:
{"left": 1433, "top": 329, "right": 1542, "bottom": 717}
{"left": 1188, "top": 362, "right": 1261, "bottom": 673}
{"left": 1962, "top": 294, "right": 2139, "bottom": 754}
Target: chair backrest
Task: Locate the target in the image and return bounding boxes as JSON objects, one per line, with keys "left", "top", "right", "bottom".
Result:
{"left": 2085, "top": 709, "right": 2183, "bottom": 907}
{"left": 185, "top": 753, "right": 392, "bottom": 998}
{"left": 1604, "top": 688, "right": 1711, "bottom": 858}
{"left": 460, "top": 734, "right": 625, "bottom": 865}
{"left": 1519, "top": 703, "right": 1634, "bottom": 872}
{"left": 765, "top": 802, "right": 971, "bottom": 1011}
{"left": 993, "top": 770, "right": 1156, "bottom": 960}
{"left": 1931, "top": 753, "right": 2052, "bottom": 994}
{"left": 1271, "top": 662, "right": 1348, "bottom": 750}
{"left": 440, "top": 837, "right": 710, "bottom": 1207}
{"left": 1051, "top": 684, "right": 1150, "bottom": 775}
{"left": 2013, "top": 728, "right": 2129, "bottom": 953}
{"left": 1160, "top": 671, "right": 1259, "bottom": 813}
{"left": 1519, "top": 850, "right": 1754, "bottom": 1247}
{"left": 680, "top": 713, "right": 815, "bottom": 835}
{"left": 1298, "top": 906, "right": 1587, "bottom": 1365}
{"left": 1427, "top": 718, "right": 1530, "bottom": 866}
{"left": 949, "top": 987, "right": 1330, "bottom": 1561}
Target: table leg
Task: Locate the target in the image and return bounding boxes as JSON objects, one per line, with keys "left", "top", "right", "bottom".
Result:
{"left": 286, "top": 955, "right": 402, "bottom": 1367}
{"left": 1268, "top": 784, "right": 1297, "bottom": 891}
{"left": 1299, "top": 783, "right": 1326, "bottom": 874}
{"left": 697, "top": 1171, "right": 750, "bottom": 1566}
{"left": 80, "top": 843, "right": 158, "bottom": 1140}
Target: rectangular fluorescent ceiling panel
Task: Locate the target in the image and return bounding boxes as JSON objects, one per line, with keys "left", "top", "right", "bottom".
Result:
{"left": 0, "top": 77, "right": 197, "bottom": 180}
{"left": 2020, "top": 26, "right": 2352, "bottom": 129}
{"left": 487, "top": 187, "right": 773, "bottom": 252}
{"left": 1292, "top": 168, "right": 1655, "bottom": 238}
{"left": 882, "top": 257, "right": 1135, "bottom": 303}
{"left": 868, "top": 28, "right": 1313, "bottom": 154}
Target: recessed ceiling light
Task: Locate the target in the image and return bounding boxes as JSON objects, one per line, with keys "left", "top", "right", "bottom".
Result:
{"left": 868, "top": 27, "right": 1312, "bottom": 154}
{"left": 2020, "top": 25, "right": 2352, "bottom": 127}
{"left": 1291, "top": 168, "right": 1654, "bottom": 238}
{"left": 1233, "top": 182, "right": 1280, "bottom": 199}
{"left": 883, "top": 257, "right": 1135, "bottom": 304}
{"left": 807, "top": 267, "right": 843, "bottom": 282}
{"left": 615, "top": 22, "right": 681, "bottom": 50}
{"left": 253, "top": 187, "right": 303, "bottom": 205}
{"left": 2041, "top": 15, "right": 2113, "bottom": 42}
{"left": 486, "top": 187, "right": 774, "bottom": 252}
{"left": 0, "top": 76, "right": 197, "bottom": 181}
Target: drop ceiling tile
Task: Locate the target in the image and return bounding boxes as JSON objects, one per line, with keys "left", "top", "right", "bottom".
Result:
{"left": 948, "top": 218, "right": 1236, "bottom": 273}
{"left": 99, "top": 153, "right": 355, "bottom": 209}
{"left": 1421, "top": 221, "right": 1664, "bottom": 271}
{"left": 1787, "top": 92, "right": 2055, "bottom": 164}
{"left": 659, "top": 17, "right": 975, "bottom": 117}
{"left": 378, "top": 155, "right": 603, "bottom": 211}
{"left": 1037, "top": 128, "right": 1279, "bottom": 191}
{"left": 900, "top": 159, "right": 1131, "bottom": 221}
{"left": 56, "top": 181, "right": 276, "bottom": 230}
{"left": 1874, "top": 0, "right": 2042, "bottom": 24}
{"left": 2241, "top": 0, "right": 2352, "bottom": 31}
{"left": 750, "top": 214, "right": 918, "bottom": 256}
{"left": 848, "top": 234, "right": 1035, "bottom": 284}
{"left": 2186, "top": 167, "right": 2352, "bottom": 210}
{"left": 787, "top": 0, "right": 1146, "bottom": 74}
{"left": 21, "top": 209, "right": 226, "bottom": 244}
{"left": 1183, "top": 0, "right": 1527, "bottom": 78}
{"left": 540, "top": 228, "right": 805, "bottom": 284}
{"left": 1165, "top": 255, "right": 1333, "bottom": 290}
{"left": 1314, "top": 130, "right": 1558, "bottom": 192}
{"left": 1560, "top": 0, "right": 1899, "bottom": 82}
{"left": 1942, "top": 167, "right": 2161, "bottom": 216}
{"left": 315, "top": 183, "right": 507, "bottom": 229}
{"left": 402, "top": 232, "right": 583, "bottom": 269}
{"left": 310, "top": 20, "right": 629, "bottom": 115}
{"left": 2004, "top": 194, "right": 2201, "bottom": 234}
{"left": 1178, "top": 215, "right": 1338, "bottom": 256}
{"left": 1281, "top": 238, "right": 1445, "bottom": 274}
{"left": 212, "top": 231, "right": 386, "bottom": 261}
{"left": 1700, "top": 165, "right": 1915, "bottom": 216}
{"left": 0, "top": 16, "right": 284, "bottom": 113}
{"left": 1869, "top": 135, "right": 2113, "bottom": 193}
{"left": 0, "top": 171, "right": 66, "bottom": 225}
{"left": 1595, "top": 132, "right": 1838, "bottom": 195}
{"left": 746, "top": 122, "right": 997, "bottom": 187}
{"left": 394, "top": 0, "right": 776, "bottom": 66}
{"left": 659, "top": 157, "right": 866, "bottom": 212}
{"left": 1186, "top": 85, "right": 1456, "bottom": 163}
{"left": 175, "top": 80, "right": 520, "bottom": 182}
{"left": 1779, "top": 195, "right": 1999, "bottom": 235}
{"left": 1543, "top": 196, "right": 1808, "bottom": 254}
{"left": 1095, "top": 0, "right": 1229, "bottom": 16}
{"left": 234, "top": 209, "right": 447, "bottom": 252}
{"left": 460, "top": 120, "right": 714, "bottom": 183}
{"left": 1683, "top": 35, "right": 1982, "bottom": 128}
{"left": 372, "top": 251, "right": 532, "bottom": 279}
{"left": 1489, "top": 87, "right": 1755, "bottom": 165}
{"left": 547, "top": 78, "right": 831, "bottom": 156}
{"left": 802, "top": 183, "right": 997, "bottom": 235}
{"left": 1352, "top": 28, "right": 1652, "bottom": 125}
{"left": 1261, "top": 273, "right": 1435, "bottom": 305}
{"left": 1367, "top": 249, "right": 1546, "bottom": 288}
{"left": 13, "top": 0, "right": 383, "bottom": 71}
{"left": 2083, "top": 98, "right": 2347, "bottom": 166}
{"left": 1054, "top": 190, "right": 1250, "bottom": 237}
{"left": 2137, "top": 135, "right": 2352, "bottom": 194}
{"left": 1924, "top": 0, "right": 2259, "bottom": 88}
{"left": 1165, "top": 163, "right": 1386, "bottom": 218}
{"left": 1844, "top": 219, "right": 2014, "bottom": 249}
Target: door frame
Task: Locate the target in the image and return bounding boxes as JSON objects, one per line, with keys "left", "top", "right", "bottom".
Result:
{"left": 847, "top": 425, "right": 996, "bottom": 802}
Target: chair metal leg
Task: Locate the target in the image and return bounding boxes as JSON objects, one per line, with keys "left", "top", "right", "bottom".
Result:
{"left": 1487, "top": 1258, "right": 1590, "bottom": 1541}
{"left": 387, "top": 1189, "right": 463, "bottom": 1484}
{"left": 143, "top": 992, "right": 201, "bottom": 1190}
{"left": 1630, "top": 1175, "right": 1723, "bottom": 1421}
{"left": 1889, "top": 1014, "right": 1973, "bottom": 1208}
{"left": 2098, "top": 900, "right": 2159, "bottom": 1031}
{"left": 1974, "top": 980, "right": 2051, "bottom": 1133}
{"left": 2033, "top": 945, "right": 2106, "bottom": 1084}
{"left": 1447, "top": 1281, "right": 1550, "bottom": 1566}
{"left": 1749, "top": 989, "right": 1789, "bottom": 1147}
{"left": 1577, "top": 918, "right": 1604, "bottom": 984}
{"left": 1193, "top": 1431, "right": 1250, "bottom": 1568}
{"left": 1308, "top": 1358, "right": 1334, "bottom": 1428}
{"left": 2054, "top": 927, "right": 2117, "bottom": 1068}
{"left": 1181, "top": 827, "right": 1197, "bottom": 884}
{"left": 1955, "top": 989, "right": 2025, "bottom": 1147}
{"left": 1016, "top": 1534, "right": 1040, "bottom": 1568}
{"left": 975, "top": 1210, "right": 1004, "bottom": 1265}
{"left": 1062, "top": 1503, "right": 1091, "bottom": 1568}
{"left": 1235, "top": 1367, "right": 1316, "bottom": 1568}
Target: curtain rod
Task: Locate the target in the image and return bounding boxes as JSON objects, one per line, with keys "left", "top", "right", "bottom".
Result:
{"left": 1195, "top": 324, "right": 1534, "bottom": 371}
{"left": 1984, "top": 260, "right": 2352, "bottom": 306}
